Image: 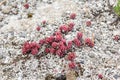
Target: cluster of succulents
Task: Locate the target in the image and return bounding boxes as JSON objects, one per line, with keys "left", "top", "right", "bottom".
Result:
{"left": 22, "top": 13, "right": 94, "bottom": 70}
{"left": 22, "top": 41, "right": 40, "bottom": 55}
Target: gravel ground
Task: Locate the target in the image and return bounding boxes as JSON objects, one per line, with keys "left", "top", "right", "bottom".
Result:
{"left": 0, "top": 0, "right": 120, "bottom": 80}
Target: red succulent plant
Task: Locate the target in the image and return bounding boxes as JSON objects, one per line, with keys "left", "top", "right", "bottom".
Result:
{"left": 67, "top": 41, "right": 73, "bottom": 50}
{"left": 68, "top": 62, "right": 76, "bottom": 69}
{"left": 44, "top": 48, "right": 50, "bottom": 53}
{"left": 77, "top": 32, "right": 83, "bottom": 40}
{"left": 55, "top": 35, "right": 62, "bottom": 42}
{"left": 24, "top": 3, "right": 29, "bottom": 9}
{"left": 59, "top": 25, "right": 68, "bottom": 33}
{"left": 113, "top": 35, "right": 120, "bottom": 41}
{"left": 68, "top": 22, "right": 75, "bottom": 31}
{"left": 36, "top": 26, "right": 41, "bottom": 31}
{"left": 22, "top": 42, "right": 31, "bottom": 54}
{"left": 45, "top": 36, "right": 54, "bottom": 44}
{"left": 30, "top": 42, "right": 40, "bottom": 49}
{"left": 98, "top": 74, "right": 103, "bottom": 79}
{"left": 73, "top": 38, "right": 81, "bottom": 47}
{"left": 86, "top": 21, "right": 91, "bottom": 26}
{"left": 39, "top": 39, "right": 45, "bottom": 45}
{"left": 70, "top": 13, "right": 76, "bottom": 19}
{"left": 42, "top": 20, "right": 46, "bottom": 24}
{"left": 61, "top": 39, "right": 66, "bottom": 45}
{"left": 49, "top": 48, "right": 56, "bottom": 54}
{"left": 22, "top": 41, "right": 40, "bottom": 55}
{"left": 60, "top": 44, "right": 67, "bottom": 52}
{"left": 51, "top": 42, "right": 58, "bottom": 48}
{"left": 85, "top": 38, "right": 94, "bottom": 47}
{"left": 54, "top": 31, "right": 62, "bottom": 36}
{"left": 67, "top": 52, "right": 76, "bottom": 61}
{"left": 56, "top": 49, "right": 63, "bottom": 57}
{"left": 31, "top": 47, "right": 39, "bottom": 55}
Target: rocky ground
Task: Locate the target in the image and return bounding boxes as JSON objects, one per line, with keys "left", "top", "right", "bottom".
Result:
{"left": 0, "top": 0, "right": 120, "bottom": 80}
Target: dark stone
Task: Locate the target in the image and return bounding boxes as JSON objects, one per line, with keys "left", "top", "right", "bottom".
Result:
{"left": 56, "top": 75, "right": 66, "bottom": 80}
{"left": 113, "top": 74, "right": 120, "bottom": 79}
{"left": 45, "top": 74, "right": 54, "bottom": 80}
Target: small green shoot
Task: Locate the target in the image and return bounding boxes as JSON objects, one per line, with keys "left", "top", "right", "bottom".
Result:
{"left": 114, "top": 0, "right": 120, "bottom": 16}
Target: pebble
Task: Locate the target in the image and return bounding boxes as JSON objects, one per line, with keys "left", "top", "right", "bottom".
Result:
{"left": 88, "top": 52, "right": 95, "bottom": 58}
{"left": 0, "top": 49, "right": 4, "bottom": 59}
{"left": 0, "top": 15, "right": 4, "bottom": 21}
{"left": 76, "top": 77, "right": 81, "bottom": 80}
{"left": 66, "top": 70, "right": 77, "bottom": 80}
{"left": 2, "top": 6, "right": 12, "bottom": 14}
{"left": 113, "top": 30, "right": 120, "bottom": 35}
{"left": 56, "top": 74, "right": 66, "bottom": 80}
{"left": 113, "top": 74, "right": 120, "bottom": 79}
